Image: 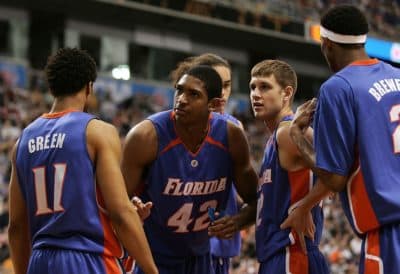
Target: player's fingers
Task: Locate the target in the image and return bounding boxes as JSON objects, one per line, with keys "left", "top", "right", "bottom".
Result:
{"left": 280, "top": 217, "right": 290, "bottom": 230}
{"left": 210, "top": 216, "right": 229, "bottom": 225}
{"left": 144, "top": 202, "right": 153, "bottom": 209}
{"left": 208, "top": 221, "right": 236, "bottom": 236}
{"left": 298, "top": 232, "right": 307, "bottom": 254}
{"left": 305, "top": 227, "right": 313, "bottom": 240}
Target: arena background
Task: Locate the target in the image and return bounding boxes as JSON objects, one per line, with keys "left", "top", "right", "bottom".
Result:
{"left": 0, "top": 0, "right": 399, "bottom": 273}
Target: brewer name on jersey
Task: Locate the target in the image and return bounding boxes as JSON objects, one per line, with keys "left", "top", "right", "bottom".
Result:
{"left": 368, "top": 78, "right": 400, "bottom": 101}
{"left": 163, "top": 177, "right": 227, "bottom": 196}
{"left": 28, "top": 133, "right": 66, "bottom": 153}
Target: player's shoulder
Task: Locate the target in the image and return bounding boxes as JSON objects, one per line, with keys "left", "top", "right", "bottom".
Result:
{"left": 125, "top": 119, "right": 157, "bottom": 146}
{"left": 275, "top": 121, "right": 292, "bottom": 146}
{"left": 88, "top": 119, "right": 117, "bottom": 134}
{"left": 276, "top": 120, "right": 290, "bottom": 136}
{"left": 319, "top": 73, "right": 354, "bottom": 102}
{"left": 87, "top": 119, "right": 119, "bottom": 147}
{"left": 147, "top": 110, "right": 172, "bottom": 123}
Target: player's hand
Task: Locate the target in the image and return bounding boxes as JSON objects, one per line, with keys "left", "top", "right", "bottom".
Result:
{"left": 280, "top": 205, "right": 315, "bottom": 254}
{"left": 131, "top": 196, "right": 153, "bottom": 221}
{"left": 292, "top": 98, "right": 317, "bottom": 132}
{"left": 208, "top": 215, "right": 239, "bottom": 239}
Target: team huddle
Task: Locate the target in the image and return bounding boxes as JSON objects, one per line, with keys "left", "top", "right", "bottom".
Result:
{"left": 8, "top": 5, "right": 400, "bottom": 274}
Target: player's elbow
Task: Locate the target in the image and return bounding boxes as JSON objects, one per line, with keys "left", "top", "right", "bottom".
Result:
{"left": 108, "top": 202, "right": 140, "bottom": 227}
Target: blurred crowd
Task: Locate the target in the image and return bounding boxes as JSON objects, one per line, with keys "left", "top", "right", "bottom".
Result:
{"left": 0, "top": 66, "right": 361, "bottom": 273}
{"left": 130, "top": 0, "right": 400, "bottom": 40}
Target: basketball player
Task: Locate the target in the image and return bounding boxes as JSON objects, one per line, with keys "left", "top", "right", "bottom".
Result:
{"left": 8, "top": 48, "right": 158, "bottom": 274}
{"left": 249, "top": 60, "right": 328, "bottom": 274}
{"left": 171, "top": 53, "right": 243, "bottom": 274}
{"left": 121, "top": 65, "right": 258, "bottom": 274}
{"left": 282, "top": 5, "right": 400, "bottom": 274}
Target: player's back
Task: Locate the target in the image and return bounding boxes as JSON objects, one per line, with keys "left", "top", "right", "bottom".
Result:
{"left": 16, "top": 111, "right": 123, "bottom": 257}
{"left": 321, "top": 59, "right": 400, "bottom": 233}
{"left": 141, "top": 110, "right": 233, "bottom": 257}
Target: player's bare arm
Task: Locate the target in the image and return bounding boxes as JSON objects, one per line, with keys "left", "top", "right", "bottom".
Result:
{"left": 289, "top": 99, "right": 347, "bottom": 192}
{"left": 209, "top": 122, "right": 258, "bottom": 238}
{"left": 121, "top": 120, "right": 158, "bottom": 197}
{"left": 8, "top": 141, "right": 31, "bottom": 274}
{"left": 87, "top": 119, "right": 158, "bottom": 274}
{"left": 276, "top": 121, "right": 314, "bottom": 172}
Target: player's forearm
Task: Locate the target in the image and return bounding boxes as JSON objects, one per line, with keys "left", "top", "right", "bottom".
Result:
{"left": 8, "top": 223, "right": 31, "bottom": 274}
{"left": 232, "top": 200, "right": 257, "bottom": 230}
{"left": 295, "top": 180, "right": 331, "bottom": 212}
{"left": 289, "top": 124, "right": 316, "bottom": 168}
{"left": 290, "top": 124, "right": 347, "bottom": 192}
{"left": 110, "top": 206, "right": 158, "bottom": 274}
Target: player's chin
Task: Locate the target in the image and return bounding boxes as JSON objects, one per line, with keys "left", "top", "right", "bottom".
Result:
{"left": 252, "top": 110, "right": 264, "bottom": 119}
{"left": 174, "top": 113, "right": 189, "bottom": 123}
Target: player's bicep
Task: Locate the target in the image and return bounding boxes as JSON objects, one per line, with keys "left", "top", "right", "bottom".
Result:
{"left": 228, "top": 124, "right": 257, "bottom": 203}
{"left": 88, "top": 121, "right": 131, "bottom": 215}
{"left": 121, "top": 120, "right": 158, "bottom": 197}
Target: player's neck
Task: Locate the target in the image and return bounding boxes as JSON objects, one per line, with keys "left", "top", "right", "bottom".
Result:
{"left": 175, "top": 115, "right": 209, "bottom": 153}
{"left": 334, "top": 50, "right": 370, "bottom": 72}
{"left": 50, "top": 96, "right": 85, "bottom": 113}
{"left": 264, "top": 108, "right": 293, "bottom": 133}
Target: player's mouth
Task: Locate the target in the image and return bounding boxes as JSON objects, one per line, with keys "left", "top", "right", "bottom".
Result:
{"left": 174, "top": 107, "right": 187, "bottom": 115}
{"left": 252, "top": 102, "right": 264, "bottom": 111}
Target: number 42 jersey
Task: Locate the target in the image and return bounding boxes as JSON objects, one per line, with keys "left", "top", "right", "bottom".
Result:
{"left": 139, "top": 110, "right": 234, "bottom": 257}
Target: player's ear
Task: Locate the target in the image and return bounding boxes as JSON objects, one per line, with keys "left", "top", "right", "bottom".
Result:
{"left": 283, "top": 86, "right": 294, "bottom": 102}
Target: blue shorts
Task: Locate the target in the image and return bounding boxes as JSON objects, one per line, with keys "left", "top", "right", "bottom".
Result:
{"left": 211, "top": 255, "right": 229, "bottom": 274}
{"left": 258, "top": 246, "right": 329, "bottom": 274}
{"left": 28, "top": 248, "right": 124, "bottom": 274}
{"left": 360, "top": 223, "right": 400, "bottom": 274}
{"left": 134, "top": 252, "right": 214, "bottom": 274}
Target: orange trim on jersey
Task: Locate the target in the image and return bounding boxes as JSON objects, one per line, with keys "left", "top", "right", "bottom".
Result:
{"left": 41, "top": 109, "right": 80, "bottom": 118}
{"left": 96, "top": 189, "right": 124, "bottom": 258}
{"left": 288, "top": 245, "right": 309, "bottom": 274}
{"left": 160, "top": 138, "right": 181, "bottom": 155}
{"left": 288, "top": 168, "right": 311, "bottom": 204}
{"left": 205, "top": 136, "right": 227, "bottom": 151}
{"left": 122, "top": 256, "right": 135, "bottom": 273}
{"left": 102, "top": 255, "right": 122, "bottom": 274}
{"left": 349, "top": 59, "right": 379, "bottom": 66}
{"left": 348, "top": 165, "right": 380, "bottom": 233}
{"left": 364, "top": 230, "right": 382, "bottom": 274}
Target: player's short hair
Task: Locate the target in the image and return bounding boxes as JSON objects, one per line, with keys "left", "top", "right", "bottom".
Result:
{"left": 251, "top": 60, "right": 297, "bottom": 94}
{"left": 321, "top": 5, "right": 368, "bottom": 47}
{"left": 45, "top": 48, "right": 97, "bottom": 97}
{"left": 184, "top": 65, "right": 222, "bottom": 101}
{"left": 171, "top": 53, "right": 230, "bottom": 85}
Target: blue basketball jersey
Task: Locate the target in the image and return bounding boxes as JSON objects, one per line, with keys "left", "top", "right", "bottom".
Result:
{"left": 210, "top": 113, "right": 241, "bottom": 258}
{"left": 221, "top": 112, "right": 241, "bottom": 127}
{"left": 314, "top": 59, "right": 400, "bottom": 234}
{"left": 139, "top": 110, "right": 233, "bottom": 257}
{"left": 209, "top": 185, "right": 241, "bottom": 258}
{"left": 16, "top": 111, "right": 124, "bottom": 258}
{"left": 256, "top": 116, "right": 324, "bottom": 263}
